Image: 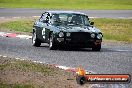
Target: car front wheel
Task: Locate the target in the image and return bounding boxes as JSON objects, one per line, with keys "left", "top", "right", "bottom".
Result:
{"left": 32, "top": 31, "right": 41, "bottom": 47}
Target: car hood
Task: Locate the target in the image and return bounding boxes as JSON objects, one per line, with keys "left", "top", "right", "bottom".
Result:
{"left": 56, "top": 26, "right": 101, "bottom": 33}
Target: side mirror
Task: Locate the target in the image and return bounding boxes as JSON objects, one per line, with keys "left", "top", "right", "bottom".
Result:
{"left": 90, "top": 22, "right": 94, "bottom": 25}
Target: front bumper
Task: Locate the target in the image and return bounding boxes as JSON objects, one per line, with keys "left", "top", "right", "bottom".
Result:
{"left": 56, "top": 37, "right": 102, "bottom": 48}
{"left": 54, "top": 32, "right": 102, "bottom": 48}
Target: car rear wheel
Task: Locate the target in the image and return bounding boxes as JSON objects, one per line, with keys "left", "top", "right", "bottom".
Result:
{"left": 32, "top": 31, "right": 41, "bottom": 47}
{"left": 49, "top": 33, "right": 57, "bottom": 50}
{"left": 92, "top": 44, "right": 101, "bottom": 51}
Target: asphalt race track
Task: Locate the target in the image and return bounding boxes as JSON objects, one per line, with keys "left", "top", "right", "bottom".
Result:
{"left": 0, "top": 36, "right": 132, "bottom": 87}
{"left": 0, "top": 8, "right": 132, "bottom": 18}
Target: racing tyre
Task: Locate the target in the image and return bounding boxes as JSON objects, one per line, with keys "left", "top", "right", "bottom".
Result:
{"left": 49, "top": 33, "right": 57, "bottom": 50}
{"left": 32, "top": 31, "right": 41, "bottom": 47}
{"left": 92, "top": 44, "right": 101, "bottom": 51}
{"left": 76, "top": 76, "right": 86, "bottom": 85}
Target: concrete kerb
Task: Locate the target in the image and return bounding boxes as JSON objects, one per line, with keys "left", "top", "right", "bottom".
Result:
{"left": 0, "top": 32, "right": 32, "bottom": 39}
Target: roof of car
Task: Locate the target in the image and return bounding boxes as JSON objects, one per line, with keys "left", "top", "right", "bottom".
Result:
{"left": 46, "top": 11, "right": 87, "bottom": 15}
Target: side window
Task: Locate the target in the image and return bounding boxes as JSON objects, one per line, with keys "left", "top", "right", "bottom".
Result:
{"left": 39, "top": 12, "right": 51, "bottom": 24}
{"left": 39, "top": 13, "right": 48, "bottom": 22}
{"left": 83, "top": 15, "right": 90, "bottom": 26}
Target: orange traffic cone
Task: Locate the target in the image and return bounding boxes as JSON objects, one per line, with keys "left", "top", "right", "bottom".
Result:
{"left": 76, "top": 66, "right": 86, "bottom": 76}
{"left": 76, "top": 66, "right": 87, "bottom": 85}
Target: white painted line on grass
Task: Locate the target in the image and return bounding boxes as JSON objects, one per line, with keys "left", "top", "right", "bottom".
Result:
{"left": 38, "top": 61, "right": 43, "bottom": 64}
{"left": 32, "top": 16, "right": 40, "bottom": 18}
{"left": 15, "top": 57, "right": 21, "bottom": 60}
{"left": 56, "top": 65, "right": 71, "bottom": 70}
{"left": 16, "top": 35, "right": 32, "bottom": 39}
{"left": 89, "top": 17, "right": 98, "bottom": 18}
{"left": 0, "top": 17, "right": 5, "bottom": 19}
{"left": 13, "top": 17, "right": 20, "bottom": 19}
{"left": 3, "top": 56, "right": 7, "bottom": 58}
{"left": 19, "top": 58, "right": 26, "bottom": 61}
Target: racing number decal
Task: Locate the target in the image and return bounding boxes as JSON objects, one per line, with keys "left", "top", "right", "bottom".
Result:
{"left": 42, "top": 28, "right": 45, "bottom": 39}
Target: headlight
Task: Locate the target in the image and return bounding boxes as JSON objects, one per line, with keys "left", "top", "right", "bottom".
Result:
{"left": 66, "top": 32, "right": 71, "bottom": 37}
{"left": 91, "top": 33, "right": 95, "bottom": 38}
{"left": 97, "top": 34, "right": 102, "bottom": 39}
{"left": 59, "top": 32, "right": 64, "bottom": 37}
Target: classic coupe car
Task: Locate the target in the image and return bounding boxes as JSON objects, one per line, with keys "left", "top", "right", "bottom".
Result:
{"left": 32, "top": 11, "right": 103, "bottom": 51}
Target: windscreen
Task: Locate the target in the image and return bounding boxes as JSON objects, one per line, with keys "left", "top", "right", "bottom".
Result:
{"left": 51, "top": 13, "right": 90, "bottom": 26}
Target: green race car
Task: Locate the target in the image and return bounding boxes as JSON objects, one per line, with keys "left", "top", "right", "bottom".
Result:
{"left": 32, "top": 11, "right": 103, "bottom": 51}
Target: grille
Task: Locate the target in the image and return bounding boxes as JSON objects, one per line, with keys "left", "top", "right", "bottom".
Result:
{"left": 71, "top": 32, "right": 91, "bottom": 42}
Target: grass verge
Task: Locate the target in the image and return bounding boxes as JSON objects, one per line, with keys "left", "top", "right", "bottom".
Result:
{"left": 0, "top": 19, "right": 34, "bottom": 33}
{"left": 0, "top": 18, "right": 132, "bottom": 42}
{"left": 0, "top": 0, "right": 132, "bottom": 10}
{"left": 0, "top": 56, "right": 86, "bottom": 88}
{"left": 92, "top": 18, "right": 132, "bottom": 42}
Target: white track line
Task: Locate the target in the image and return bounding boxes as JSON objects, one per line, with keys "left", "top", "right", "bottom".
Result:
{"left": 0, "top": 32, "right": 32, "bottom": 39}
{"left": 16, "top": 35, "right": 32, "bottom": 39}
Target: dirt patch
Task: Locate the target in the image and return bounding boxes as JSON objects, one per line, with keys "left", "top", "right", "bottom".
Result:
{"left": 0, "top": 56, "right": 91, "bottom": 88}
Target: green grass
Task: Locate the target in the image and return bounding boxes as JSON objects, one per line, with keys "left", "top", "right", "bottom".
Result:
{"left": 0, "top": 20, "right": 34, "bottom": 33}
{"left": 0, "top": 58, "right": 59, "bottom": 88}
{"left": 92, "top": 18, "right": 132, "bottom": 42}
{"left": 0, "top": 0, "right": 132, "bottom": 10}
{"left": 0, "top": 59, "right": 55, "bottom": 76}
{"left": 0, "top": 18, "right": 132, "bottom": 42}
